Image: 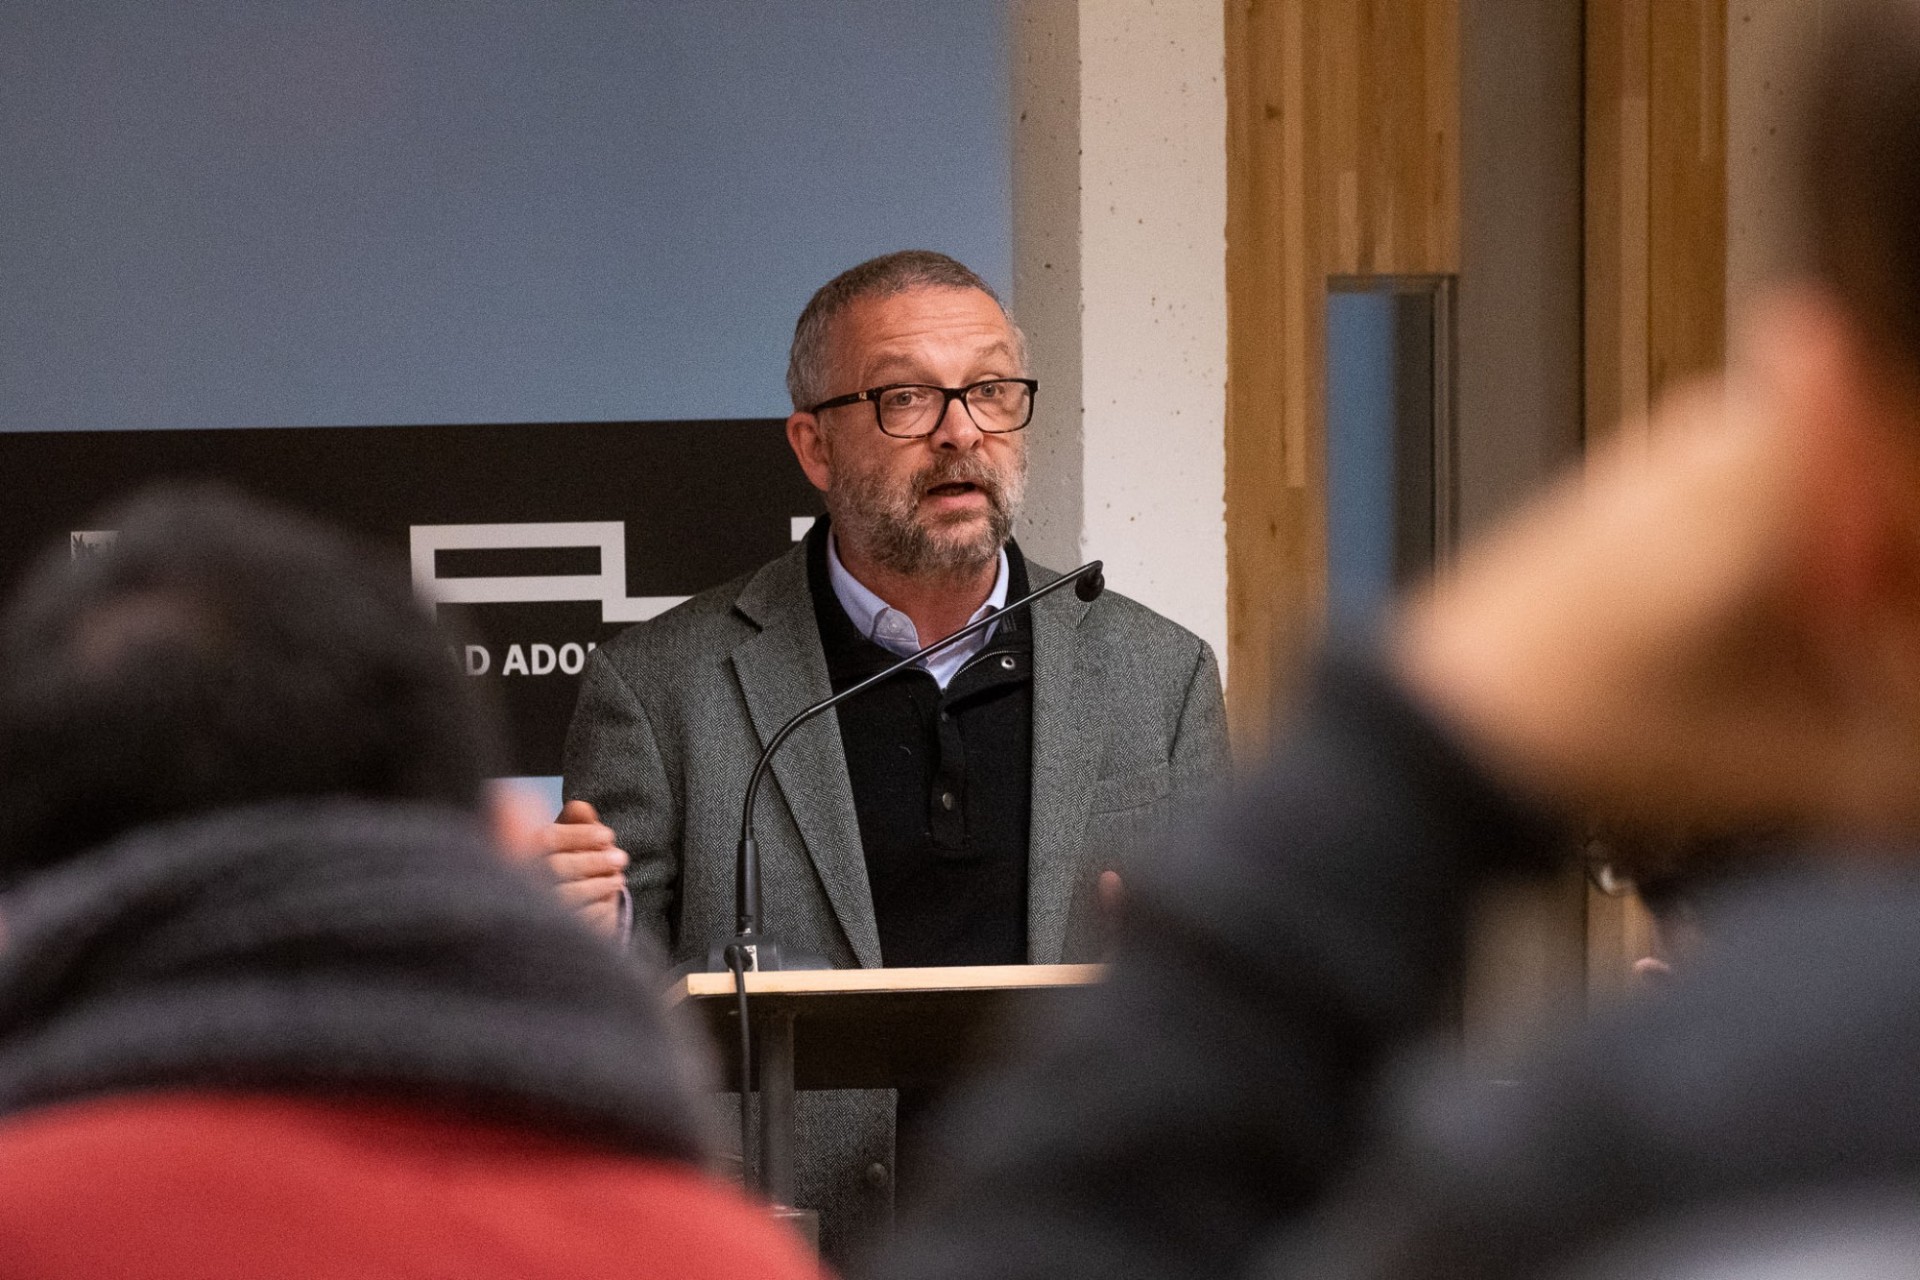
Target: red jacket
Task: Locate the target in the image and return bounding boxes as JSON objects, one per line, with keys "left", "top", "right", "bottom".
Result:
{"left": 0, "top": 1091, "right": 828, "bottom": 1280}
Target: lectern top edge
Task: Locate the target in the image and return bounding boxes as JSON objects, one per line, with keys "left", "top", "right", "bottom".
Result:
{"left": 669, "top": 962, "right": 1103, "bottom": 1004}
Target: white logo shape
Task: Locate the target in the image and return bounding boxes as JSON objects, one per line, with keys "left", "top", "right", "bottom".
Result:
{"left": 409, "top": 522, "right": 686, "bottom": 623}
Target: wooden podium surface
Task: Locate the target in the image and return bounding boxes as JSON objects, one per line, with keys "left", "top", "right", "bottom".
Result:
{"left": 670, "top": 964, "right": 1102, "bottom": 1092}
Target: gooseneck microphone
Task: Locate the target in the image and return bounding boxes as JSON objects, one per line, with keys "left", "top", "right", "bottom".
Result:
{"left": 718, "top": 558, "right": 1103, "bottom": 1196}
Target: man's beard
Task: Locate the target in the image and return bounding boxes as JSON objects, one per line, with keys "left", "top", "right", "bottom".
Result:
{"left": 828, "top": 448, "right": 1027, "bottom": 579}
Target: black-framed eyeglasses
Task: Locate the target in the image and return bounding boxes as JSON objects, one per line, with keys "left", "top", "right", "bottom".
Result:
{"left": 807, "top": 378, "right": 1038, "bottom": 439}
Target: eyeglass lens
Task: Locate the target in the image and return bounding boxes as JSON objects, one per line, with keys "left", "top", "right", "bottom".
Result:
{"left": 878, "top": 382, "right": 1032, "bottom": 437}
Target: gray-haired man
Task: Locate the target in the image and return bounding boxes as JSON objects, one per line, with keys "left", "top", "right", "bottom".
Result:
{"left": 540, "top": 250, "right": 1229, "bottom": 1261}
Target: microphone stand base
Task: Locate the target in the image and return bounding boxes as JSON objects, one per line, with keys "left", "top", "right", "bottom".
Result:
{"left": 695, "top": 940, "right": 831, "bottom": 975}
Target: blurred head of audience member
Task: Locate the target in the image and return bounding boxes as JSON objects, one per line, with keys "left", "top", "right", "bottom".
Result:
{"left": 0, "top": 483, "right": 497, "bottom": 884}
{"left": 0, "top": 486, "right": 823, "bottom": 1280}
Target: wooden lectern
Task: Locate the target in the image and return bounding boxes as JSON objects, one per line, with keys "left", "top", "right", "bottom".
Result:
{"left": 670, "top": 964, "right": 1102, "bottom": 1206}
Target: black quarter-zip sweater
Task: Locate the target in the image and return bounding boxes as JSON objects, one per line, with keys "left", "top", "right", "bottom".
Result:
{"left": 806, "top": 523, "right": 1033, "bottom": 969}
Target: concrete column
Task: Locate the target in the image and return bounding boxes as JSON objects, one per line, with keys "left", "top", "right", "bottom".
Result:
{"left": 1011, "top": 0, "right": 1228, "bottom": 676}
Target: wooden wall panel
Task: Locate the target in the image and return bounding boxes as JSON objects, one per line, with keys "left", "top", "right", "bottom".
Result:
{"left": 1224, "top": 0, "right": 1460, "bottom": 751}
{"left": 1228, "top": 0, "right": 1723, "bottom": 1001}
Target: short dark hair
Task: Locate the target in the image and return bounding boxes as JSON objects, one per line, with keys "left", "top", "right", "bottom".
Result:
{"left": 1806, "top": 1, "right": 1920, "bottom": 370}
{"left": 785, "top": 249, "right": 1026, "bottom": 410}
{"left": 0, "top": 484, "right": 501, "bottom": 883}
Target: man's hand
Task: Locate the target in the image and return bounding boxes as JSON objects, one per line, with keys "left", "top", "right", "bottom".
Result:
{"left": 533, "top": 800, "right": 630, "bottom": 935}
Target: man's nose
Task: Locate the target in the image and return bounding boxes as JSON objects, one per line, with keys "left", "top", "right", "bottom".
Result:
{"left": 927, "top": 393, "right": 983, "bottom": 449}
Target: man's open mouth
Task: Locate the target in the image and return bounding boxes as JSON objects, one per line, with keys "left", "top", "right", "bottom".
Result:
{"left": 924, "top": 481, "right": 981, "bottom": 499}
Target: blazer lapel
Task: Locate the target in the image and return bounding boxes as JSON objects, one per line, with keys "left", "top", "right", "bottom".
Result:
{"left": 729, "top": 548, "right": 882, "bottom": 969}
{"left": 1026, "top": 581, "right": 1103, "bottom": 964}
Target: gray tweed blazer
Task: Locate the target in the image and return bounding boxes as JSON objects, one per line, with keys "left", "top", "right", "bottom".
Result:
{"left": 560, "top": 536, "right": 1228, "bottom": 1257}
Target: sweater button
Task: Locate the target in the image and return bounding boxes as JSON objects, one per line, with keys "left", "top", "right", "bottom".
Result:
{"left": 940, "top": 791, "right": 956, "bottom": 811}
{"left": 864, "top": 1162, "right": 890, "bottom": 1189}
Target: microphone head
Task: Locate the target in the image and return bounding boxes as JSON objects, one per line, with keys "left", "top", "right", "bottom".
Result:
{"left": 1074, "top": 562, "right": 1105, "bottom": 603}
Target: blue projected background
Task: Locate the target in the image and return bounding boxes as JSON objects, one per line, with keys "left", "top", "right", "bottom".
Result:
{"left": 1, "top": 1, "right": 1011, "bottom": 432}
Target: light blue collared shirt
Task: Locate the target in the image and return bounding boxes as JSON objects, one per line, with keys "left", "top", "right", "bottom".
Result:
{"left": 826, "top": 534, "right": 1010, "bottom": 689}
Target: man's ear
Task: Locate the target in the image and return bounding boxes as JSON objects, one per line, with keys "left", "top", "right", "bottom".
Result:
{"left": 786, "top": 411, "right": 833, "bottom": 493}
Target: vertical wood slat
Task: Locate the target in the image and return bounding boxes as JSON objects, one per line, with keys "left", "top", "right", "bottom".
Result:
{"left": 1649, "top": 0, "right": 1728, "bottom": 398}
{"left": 1280, "top": 2, "right": 1308, "bottom": 493}
{"left": 1588, "top": 0, "right": 1724, "bottom": 448}
{"left": 1581, "top": 0, "right": 1727, "bottom": 999}
{"left": 1619, "top": 0, "right": 1654, "bottom": 447}
{"left": 1224, "top": 0, "right": 1460, "bottom": 752}
{"left": 1585, "top": 0, "right": 1651, "bottom": 451}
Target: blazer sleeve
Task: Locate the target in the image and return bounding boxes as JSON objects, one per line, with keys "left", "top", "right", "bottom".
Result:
{"left": 1169, "top": 640, "right": 1231, "bottom": 795}
{"left": 562, "top": 649, "right": 683, "bottom": 953}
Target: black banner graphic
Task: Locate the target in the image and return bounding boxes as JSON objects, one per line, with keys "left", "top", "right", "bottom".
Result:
{"left": 0, "top": 420, "right": 824, "bottom": 775}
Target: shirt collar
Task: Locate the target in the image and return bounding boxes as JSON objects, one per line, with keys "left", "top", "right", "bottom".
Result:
{"left": 826, "top": 533, "right": 1010, "bottom": 660}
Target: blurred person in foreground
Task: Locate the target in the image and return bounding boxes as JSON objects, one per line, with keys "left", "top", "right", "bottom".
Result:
{"left": 0, "top": 487, "right": 821, "bottom": 1280}
{"left": 875, "top": 5, "right": 1920, "bottom": 1280}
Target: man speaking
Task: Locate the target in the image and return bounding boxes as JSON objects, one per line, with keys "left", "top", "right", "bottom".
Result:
{"left": 546, "top": 250, "right": 1228, "bottom": 1256}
